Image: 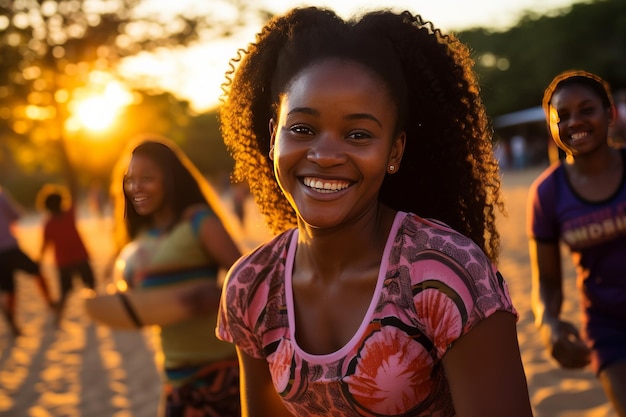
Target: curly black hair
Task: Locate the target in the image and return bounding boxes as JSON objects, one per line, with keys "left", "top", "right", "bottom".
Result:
{"left": 220, "top": 7, "right": 504, "bottom": 262}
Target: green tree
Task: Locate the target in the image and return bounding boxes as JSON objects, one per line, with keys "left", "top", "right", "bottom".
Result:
{"left": 457, "top": 0, "right": 626, "bottom": 117}
{"left": 0, "top": 0, "right": 267, "bottom": 203}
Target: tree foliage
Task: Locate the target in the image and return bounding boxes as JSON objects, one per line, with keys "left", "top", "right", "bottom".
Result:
{"left": 457, "top": 0, "right": 626, "bottom": 117}
{"left": 3, "top": 0, "right": 625, "bottom": 203}
{"left": 0, "top": 0, "right": 265, "bottom": 203}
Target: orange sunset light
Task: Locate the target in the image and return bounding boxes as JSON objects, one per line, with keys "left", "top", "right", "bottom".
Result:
{"left": 66, "top": 72, "right": 134, "bottom": 134}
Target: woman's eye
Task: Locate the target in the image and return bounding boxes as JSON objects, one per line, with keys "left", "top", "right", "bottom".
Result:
{"left": 290, "top": 125, "right": 313, "bottom": 135}
{"left": 347, "top": 130, "right": 371, "bottom": 140}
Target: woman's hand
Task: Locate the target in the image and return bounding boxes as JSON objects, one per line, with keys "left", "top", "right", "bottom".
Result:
{"left": 540, "top": 319, "right": 591, "bottom": 369}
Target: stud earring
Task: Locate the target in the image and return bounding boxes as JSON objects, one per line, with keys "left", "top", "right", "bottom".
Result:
{"left": 388, "top": 165, "right": 395, "bottom": 172}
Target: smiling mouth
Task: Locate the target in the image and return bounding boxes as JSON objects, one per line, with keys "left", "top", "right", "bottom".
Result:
{"left": 303, "top": 177, "right": 351, "bottom": 193}
{"left": 570, "top": 131, "right": 590, "bottom": 141}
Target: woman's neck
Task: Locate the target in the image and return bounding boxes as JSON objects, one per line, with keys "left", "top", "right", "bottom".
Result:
{"left": 295, "top": 204, "right": 397, "bottom": 280}
{"left": 150, "top": 206, "right": 176, "bottom": 231}
{"left": 569, "top": 144, "right": 621, "bottom": 175}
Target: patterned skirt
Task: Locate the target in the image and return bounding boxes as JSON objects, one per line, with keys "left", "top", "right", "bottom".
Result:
{"left": 164, "top": 358, "right": 241, "bottom": 417}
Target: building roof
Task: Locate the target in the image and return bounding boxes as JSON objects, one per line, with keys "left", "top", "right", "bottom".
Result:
{"left": 493, "top": 106, "right": 545, "bottom": 128}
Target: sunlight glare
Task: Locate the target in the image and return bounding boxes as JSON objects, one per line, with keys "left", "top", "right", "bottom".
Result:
{"left": 66, "top": 73, "right": 133, "bottom": 134}
{"left": 73, "top": 96, "right": 116, "bottom": 131}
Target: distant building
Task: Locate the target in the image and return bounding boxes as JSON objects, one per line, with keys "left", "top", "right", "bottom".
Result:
{"left": 493, "top": 106, "right": 555, "bottom": 167}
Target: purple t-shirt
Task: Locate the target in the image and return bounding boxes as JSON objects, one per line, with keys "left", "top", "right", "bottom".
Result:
{"left": 527, "top": 149, "right": 626, "bottom": 321}
{"left": 217, "top": 211, "right": 516, "bottom": 416}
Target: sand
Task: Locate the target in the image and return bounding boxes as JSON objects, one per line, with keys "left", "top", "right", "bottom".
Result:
{"left": 0, "top": 167, "right": 616, "bottom": 417}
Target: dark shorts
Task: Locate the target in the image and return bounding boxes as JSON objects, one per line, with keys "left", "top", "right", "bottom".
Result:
{"left": 165, "top": 358, "right": 241, "bottom": 417}
{"left": 585, "top": 312, "right": 626, "bottom": 375}
{"left": 59, "top": 260, "right": 95, "bottom": 293}
{"left": 0, "top": 247, "right": 40, "bottom": 292}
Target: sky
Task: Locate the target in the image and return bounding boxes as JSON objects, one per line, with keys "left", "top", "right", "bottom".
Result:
{"left": 119, "top": 0, "right": 587, "bottom": 113}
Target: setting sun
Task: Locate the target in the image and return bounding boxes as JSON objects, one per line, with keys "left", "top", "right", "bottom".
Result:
{"left": 66, "top": 73, "right": 134, "bottom": 133}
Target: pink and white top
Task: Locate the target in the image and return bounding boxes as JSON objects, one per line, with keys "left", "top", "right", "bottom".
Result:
{"left": 217, "top": 211, "right": 517, "bottom": 416}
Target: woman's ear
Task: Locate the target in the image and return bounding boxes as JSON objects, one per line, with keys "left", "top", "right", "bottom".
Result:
{"left": 608, "top": 105, "right": 617, "bottom": 126}
{"left": 389, "top": 131, "right": 406, "bottom": 171}
{"left": 269, "top": 119, "right": 276, "bottom": 160}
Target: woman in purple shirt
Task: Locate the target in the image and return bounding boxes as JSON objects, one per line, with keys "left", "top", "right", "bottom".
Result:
{"left": 0, "top": 187, "right": 54, "bottom": 336}
{"left": 528, "top": 70, "right": 626, "bottom": 416}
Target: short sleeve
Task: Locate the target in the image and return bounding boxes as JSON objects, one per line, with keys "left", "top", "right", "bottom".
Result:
{"left": 389, "top": 214, "right": 519, "bottom": 360}
{"left": 187, "top": 205, "right": 214, "bottom": 237}
{"left": 216, "top": 231, "right": 293, "bottom": 359}
{"left": 216, "top": 256, "right": 266, "bottom": 358}
{"left": 527, "top": 166, "right": 561, "bottom": 242}
{"left": 411, "top": 251, "right": 517, "bottom": 359}
{"left": 0, "top": 192, "right": 20, "bottom": 222}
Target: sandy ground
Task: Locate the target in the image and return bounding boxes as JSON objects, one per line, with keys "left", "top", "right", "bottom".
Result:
{"left": 0, "top": 167, "right": 617, "bottom": 417}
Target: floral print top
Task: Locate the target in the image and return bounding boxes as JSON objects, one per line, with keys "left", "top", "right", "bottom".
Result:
{"left": 217, "top": 211, "right": 517, "bottom": 416}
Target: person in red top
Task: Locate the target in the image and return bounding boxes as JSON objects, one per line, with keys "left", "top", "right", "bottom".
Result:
{"left": 38, "top": 184, "right": 95, "bottom": 327}
{"left": 38, "top": 142, "right": 95, "bottom": 327}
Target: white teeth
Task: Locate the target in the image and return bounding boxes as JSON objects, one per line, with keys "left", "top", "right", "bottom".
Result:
{"left": 571, "top": 132, "right": 589, "bottom": 140}
{"left": 303, "top": 177, "right": 350, "bottom": 193}
{"left": 133, "top": 197, "right": 147, "bottom": 202}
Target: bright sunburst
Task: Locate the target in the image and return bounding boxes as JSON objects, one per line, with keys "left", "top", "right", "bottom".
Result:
{"left": 66, "top": 73, "right": 134, "bottom": 133}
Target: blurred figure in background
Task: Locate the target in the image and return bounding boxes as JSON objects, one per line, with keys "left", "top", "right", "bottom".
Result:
{"left": 494, "top": 138, "right": 511, "bottom": 170}
{"left": 528, "top": 70, "right": 626, "bottom": 417}
{"left": 0, "top": 186, "right": 54, "bottom": 336}
{"left": 511, "top": 134, "right": 528, "bottom": 169}
{"left": 87, "top": 179, "right": 109, "bottom": 220}
{"left": 37, "top": 185, "right": 95, "bottom": 328}
{"left": 37, "top": 139, "right": 95, "bottom": 328}
{"left": 85, "top": 136, "right": 242, "bottom": 417}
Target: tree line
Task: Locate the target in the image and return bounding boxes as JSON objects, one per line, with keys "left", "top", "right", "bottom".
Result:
{"left": 457, "top": 0, "right": 626, "bottom": 117}
{"left": 0, "top": 0, "right": 623, "bottom": 205}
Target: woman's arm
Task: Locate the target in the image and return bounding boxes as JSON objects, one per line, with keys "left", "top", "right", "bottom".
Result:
{"left": 237, "top": 348, "right": 293, "bottom": 417}
{"left": 529, "top": 238, "right": 590, "bottom": 368}
{"left": 442, "top": 311, "right": 533, "bottom": 417}
{"left": 198, "top": 214, "right": 242, "bottom": 270}
{"left": 84, "top": 280, "right": 220, "bottom": 329}
{"left": 529, "top": 239, "right": 563, "bottom": 329}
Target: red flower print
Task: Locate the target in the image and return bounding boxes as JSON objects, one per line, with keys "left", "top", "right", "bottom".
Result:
{"left": 269, "top": 338, "right": 296, "bottom": 395}
{"left": 345, "top": 326, "right": 432, "bottom": 415}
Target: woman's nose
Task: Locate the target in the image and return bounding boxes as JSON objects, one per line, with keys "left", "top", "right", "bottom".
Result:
{"left": 567, "top": 111, "right": 585, "bottom": 126}
{"left": 124, "top": 180, "right": 140, "bottom": 194}
{"left": 306, "top": 134, "right": 347, "bottom": 166}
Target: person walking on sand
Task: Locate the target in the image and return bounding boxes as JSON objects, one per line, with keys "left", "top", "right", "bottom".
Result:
{"left": 528, "top": 70, "right": 626, "bottom": 417}
{"left": 37, "top": 139, "right": 96, "bottom": 328}
{"left": 0, "top": 186, "right": 54, "bottom": 336}
{"left": 216, "top": 7, "right": 533, "bottom": 416}
{"left": 85, "top": 136, "right": 243, "bottom": 417}
{"left": 37, "top": 185, "right": 95, "bottom": 327}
